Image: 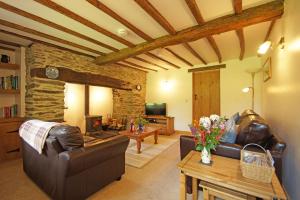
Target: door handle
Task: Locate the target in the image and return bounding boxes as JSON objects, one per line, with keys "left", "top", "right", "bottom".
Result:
{"left": 194, "top": 94, "right": 198, "bottom": 100}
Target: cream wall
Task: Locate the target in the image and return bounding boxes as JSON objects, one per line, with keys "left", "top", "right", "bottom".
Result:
{"left": 261, "top": 0, "right": 300, "bottom": 199}
{"left": 146, "top": 57, "right": 262, "bottom": 131}
{"left": 89, "top": 86, "right": 113, "bottom": 123}
{"left": 64, "top": 83, "right": 85, "bottom": 133}
{"left": 64, "top": 83, "right": 113, "bottom": 133}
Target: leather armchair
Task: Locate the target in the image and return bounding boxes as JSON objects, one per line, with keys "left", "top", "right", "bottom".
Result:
{"left": 180, "top": 110, "right": 286, "bottom": 194}
{"left": 22, "top": 124, "right": 129, "bottom": 200}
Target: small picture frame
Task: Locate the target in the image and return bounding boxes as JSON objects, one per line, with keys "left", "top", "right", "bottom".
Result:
{"left": 262, "top": 57, "right": 272, "bottom": 82}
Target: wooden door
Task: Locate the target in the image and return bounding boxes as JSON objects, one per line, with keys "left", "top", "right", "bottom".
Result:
{"left": 193, "top": 70, "right": 220, "bottom": 120}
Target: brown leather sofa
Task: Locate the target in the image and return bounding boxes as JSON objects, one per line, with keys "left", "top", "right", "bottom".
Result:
{"left": 21, "top": 124, "right": 129, "bottom": 200}
{"left": 180, "top": 109, "right": 286, "bottom": 194}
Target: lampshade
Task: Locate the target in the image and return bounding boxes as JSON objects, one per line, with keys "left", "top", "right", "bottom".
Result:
{"left": 257, "top": 41, "right": 272, "bottom": 55}
{"left": 242, "top": 87, "right": 251, "bottom": 93}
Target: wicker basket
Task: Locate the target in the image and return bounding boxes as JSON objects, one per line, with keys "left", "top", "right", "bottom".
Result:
{"left": 240, "top": 143, "right": 275, "bottom": 183}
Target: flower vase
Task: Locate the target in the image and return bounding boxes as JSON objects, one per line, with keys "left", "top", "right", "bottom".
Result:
{"left": 201, "top": 147, "right": 211, "bottom": 164}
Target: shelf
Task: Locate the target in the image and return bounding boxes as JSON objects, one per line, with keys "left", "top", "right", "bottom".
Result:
{"left": 0, "top": 89, "right": 20, "bottom": 94}
{"left": 0, "top": 63, "right": 20, "bottom": 70}
{"left": 0, "top": 117, "right": 24, "bottom": 123}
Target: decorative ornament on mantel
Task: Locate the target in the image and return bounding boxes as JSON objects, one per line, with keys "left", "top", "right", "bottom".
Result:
{"left": 45, "top": 66, "right": 59, "bottom": 79}
{"left": 189, "top": 115, "right": 226, "bottom": 165}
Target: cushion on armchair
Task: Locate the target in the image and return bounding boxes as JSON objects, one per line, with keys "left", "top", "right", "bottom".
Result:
{"left": 49, "top": 125, "right": 84, "bottom": 151}
{"left": 236, "top": 114, "right": 272, "bottom": 146}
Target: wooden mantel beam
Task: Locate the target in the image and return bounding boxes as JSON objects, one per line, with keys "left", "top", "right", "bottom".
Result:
{"left": 31, "top": 67, "right": 132, "bottom": 90}
{"left": 95, "top": 0, "right": 283, "bottom": 65}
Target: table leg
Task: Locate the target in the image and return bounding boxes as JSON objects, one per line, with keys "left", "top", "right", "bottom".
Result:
{"left": 180, "top": 173, "right": 187, "bottom": 200}
{"left": 154, "top": 131, "right": 158, "bottom": 144}
{"left": 136, "top": 139, "right": 141, "bottom": 154}
{"left": 192, "top": 177, "right": 198, "bottom": 200}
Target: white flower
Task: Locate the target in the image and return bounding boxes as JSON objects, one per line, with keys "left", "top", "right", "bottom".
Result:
{"left": 200, "top": 117, "right": 211, "bottom": 130}
{"left": 210, "top": 114, "right": 220, "bottom": 122}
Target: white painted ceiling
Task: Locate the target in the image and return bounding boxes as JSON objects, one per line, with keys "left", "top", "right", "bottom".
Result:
{"left": 0, "top": 0, "right": 275, "bottom": 71}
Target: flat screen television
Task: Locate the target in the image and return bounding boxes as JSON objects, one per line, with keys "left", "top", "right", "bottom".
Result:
{"left": 145, "top": 103, "right": 167, "bottom": 116}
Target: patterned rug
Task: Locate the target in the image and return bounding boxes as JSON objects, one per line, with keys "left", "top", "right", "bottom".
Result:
{"left": 125, "top": 135, "right": 178, "bottom": 168}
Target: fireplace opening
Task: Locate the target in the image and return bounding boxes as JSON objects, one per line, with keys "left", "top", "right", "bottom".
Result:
{"left": 64, "top": 83, "right": 113, "bottom": 133}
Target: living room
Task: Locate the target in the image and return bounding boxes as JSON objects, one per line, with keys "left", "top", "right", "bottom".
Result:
{"left": 0, "top": 0, "right": 299, "bottom": 200}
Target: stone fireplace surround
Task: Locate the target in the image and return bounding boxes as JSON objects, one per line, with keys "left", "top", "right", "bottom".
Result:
{"left": 25, "top": 43, "right": 146, "bottom": 122}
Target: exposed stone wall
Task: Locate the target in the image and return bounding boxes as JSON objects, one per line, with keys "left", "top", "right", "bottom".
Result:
{"left": 25, "top": 43, "right": 146, "bottom": 122}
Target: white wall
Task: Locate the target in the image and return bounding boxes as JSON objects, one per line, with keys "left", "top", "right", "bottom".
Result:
{"left": 146, "top": 57, "right": 262, "bottom": 131}
{"left": 64, "top": 83, "right": 113, "bottom": 133}
{"left": 261, "top": 0, "right": 300, "bottom": 199}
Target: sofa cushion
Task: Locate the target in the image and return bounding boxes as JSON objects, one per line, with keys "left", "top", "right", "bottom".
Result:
{"left": 236, "top": 114, "right": 272, "bottom": 146}
{"left": 220, "top": 116, "right": 238, "bottom": 144}
{"left": 49, "top": 125, "right": 84, "bottom": 151}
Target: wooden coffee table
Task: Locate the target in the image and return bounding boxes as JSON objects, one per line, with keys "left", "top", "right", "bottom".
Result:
{"left": 177, "top": 151, "right": 287, "bottom": 200}
{"left": 119, "top": 127, "right": 160, "bottom": 154}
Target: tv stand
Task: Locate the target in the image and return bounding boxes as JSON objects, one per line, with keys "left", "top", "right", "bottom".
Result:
{"left": 143, "top": 115, "right": 174, "bottom": 135}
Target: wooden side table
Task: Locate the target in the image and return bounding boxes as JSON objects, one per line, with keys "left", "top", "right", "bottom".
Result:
{"left": 177, "top": 151, "right": 287, "bottom": 200}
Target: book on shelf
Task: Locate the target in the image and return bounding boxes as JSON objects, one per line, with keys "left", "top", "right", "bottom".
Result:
{"left": 0, "top": 104, "right": 18, "bottom": 118}
{"left": 0, "top": 75, "right": 19, "bottom": 90}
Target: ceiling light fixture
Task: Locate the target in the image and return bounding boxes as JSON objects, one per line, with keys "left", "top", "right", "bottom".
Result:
{"left": 257, "top": 41, "right": 272, "bottom": 55}
{"left": 117, "top": 28, "right": 128, "bottom": 37}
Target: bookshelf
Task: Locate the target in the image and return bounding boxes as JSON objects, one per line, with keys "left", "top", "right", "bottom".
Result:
{"left": 0, "top": 89, "right": 20, "bottom": 94}
{"left": 0, "top": 46, "right": 25, "bottom": 162}
{"left": 0, "top": 47, "right": 25, "bottom": 120}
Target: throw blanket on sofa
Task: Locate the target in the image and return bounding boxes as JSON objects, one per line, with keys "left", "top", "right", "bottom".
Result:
{"left": 19, "top": 120, "right": 59, "bottom": 154}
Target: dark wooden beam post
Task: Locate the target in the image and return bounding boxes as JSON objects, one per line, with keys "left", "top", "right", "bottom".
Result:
{"left": 85, "top": 84, "right": 89, "bottom": 116}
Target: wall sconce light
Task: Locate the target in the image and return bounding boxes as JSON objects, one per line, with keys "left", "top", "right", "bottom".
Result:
{"left": 257, "top": 41, "right": 272, "bottom": 56}
{"left": 161, "top": 80, "right": 172, "bottom": 91}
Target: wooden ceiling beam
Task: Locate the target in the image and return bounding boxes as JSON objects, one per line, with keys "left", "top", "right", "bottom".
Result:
{"left": 135, "top": 0, "right": 203, "bottom": 66}
{"left": 165, "top": 48, "right": 193, "bottom": 67}
{"left": 182, "top": 43, "right": 207, "bottom": 65}
{"left": 0, "top": 19, "right": 105, "bottom": 55}
{"left": 0, "top": 2, "right": 118, "bottom": 52}
{"left": 95, "top": 0, "right": 283, "bottom": 65}
{"left": 87, "top": 0, "right": 152, "bottom": 41}
{"left": 135, "top": 0, "right": 176, "bottom": 35}
{"left": 236, "top": 29, "right": 245, "bottom": 60}
{"left": 264, "top": 20, "right": 276, "bottom": 41}
{"left": 122, "top": 60, "right": 157, "bottom": 72}
{"left": 233, "top": 0, "right": 245, "bottom": 60}
{"left": 0, "top": 39, "right": 21, "bottom": 47}
{"left": 135, "top": 0, "right": 202, "bottom": 66}
{"left": 0, "top": 45, "right": 16, "bottom": 51}
{"left": 0, "top": 29, "right": 96, "bottom": 58}
{"left": 132, "top": 56, "right": 168, "bottom": 70}
{"left": 185, "top": 0, "right": 222, "bottom": 63}
{"left": 0, "top": 2, "right": 157, "bottom": 68}
{"left": 146, "top": 52, "right": 181, "bottom": 69}
{"left": 114, "top": 63, "right": 148, "bottom": 73}
{"left": 33, "top": 0, "right": 135, "bottom": 47}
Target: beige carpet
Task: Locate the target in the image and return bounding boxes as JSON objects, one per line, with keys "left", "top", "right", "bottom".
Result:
{"left": 125, "top": 135, "right": 178, "bottom": 168}
{"left": 0, "top": 132, "right": 203, "bottom": 200}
